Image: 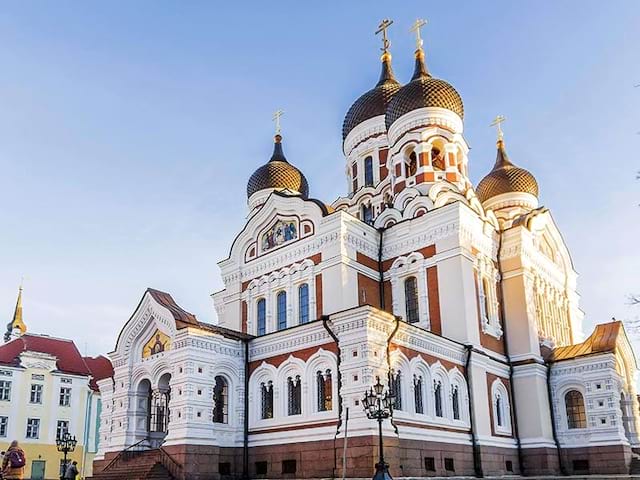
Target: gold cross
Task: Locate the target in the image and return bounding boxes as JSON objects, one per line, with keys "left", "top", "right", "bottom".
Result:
{"left": 410, "top": 18, "right": 427, "bottom": 50}
{"left": 375, "top": 19, "right": 394, "bottom": 53}
{"left": 490, "top": 115, "right": 506, "bottom": 141}
{"left": 272, "top": 109, "right": 284, "bottom": 136}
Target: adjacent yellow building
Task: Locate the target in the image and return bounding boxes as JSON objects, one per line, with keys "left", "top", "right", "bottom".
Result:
{"left": 0, "top": 287, "right": 112, "bottom": 479}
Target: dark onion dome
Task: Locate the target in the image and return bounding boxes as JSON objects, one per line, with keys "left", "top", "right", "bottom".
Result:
{"left": 385, "top": 49, "right": 464, "bottom": 130}
{"left": 247, "top": 135, "right": 309, "bottom": 199}
{"left": 476, "top": 138, "right": 539, "bottom": 203}
{"left": 342, "top": 52, "right": 401, "bottom": 140}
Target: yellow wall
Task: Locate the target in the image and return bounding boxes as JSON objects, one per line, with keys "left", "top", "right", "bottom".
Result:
{"left": 4, "top": 443, "right": 87, "bottom": 479}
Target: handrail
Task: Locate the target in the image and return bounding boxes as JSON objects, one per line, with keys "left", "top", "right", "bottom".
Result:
{"left": 158, "top": 447, "right": 183, "bottom": 479}
{"left": 102, "top": 437, "right": 149, "bottom": 472}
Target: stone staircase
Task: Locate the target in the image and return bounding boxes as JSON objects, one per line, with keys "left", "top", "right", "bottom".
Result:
{"left": 90, "top": 448, "right": 180, "bottom": 480}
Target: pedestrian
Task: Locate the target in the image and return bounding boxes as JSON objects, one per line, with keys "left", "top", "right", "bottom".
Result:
{"left": 63, "top": 460, "right": 79, "bottom": 479}
{"left": 1, "top": 441, "right": 25, "bottom": 480}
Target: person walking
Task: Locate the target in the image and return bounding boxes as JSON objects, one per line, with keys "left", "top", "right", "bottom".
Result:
{"left": 63, "top": 460, "right": 78, "bottom": 480}
{"left": 1, "top": 441, "right": 25, "bottom": 480}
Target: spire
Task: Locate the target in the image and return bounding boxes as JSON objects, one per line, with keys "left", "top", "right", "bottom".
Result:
{"left": 269, "top": 134, "right": 288, "bottom": 163}
{"left": 490, "top": 115, "right": 514, "bottom": 169}
{"left": 5, "top": 283, "right": 26, "bottom": 343}
{"left": 410, "top": 18, "right": 430, "bottom": 80}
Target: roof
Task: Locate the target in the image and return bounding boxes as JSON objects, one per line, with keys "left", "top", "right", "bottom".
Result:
{"left": 190, "top": 321, "right": 253, "bottom": 341}
{"left": 83, "top": 355, "right": 114, "bottom": 391}
{"left": 550, "top": 321, "right": 623, "bottom": 362}
{"left": 147, "top": 288, "right": 198, "bottom": 328}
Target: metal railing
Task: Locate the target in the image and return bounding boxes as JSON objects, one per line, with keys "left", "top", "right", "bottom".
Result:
{"left": 100, "top": 437, "right": 183, "bottom": 480}
{"left": 102, "top": 437, "right": 150, "bottom": 472}
{"left": 158, "top": 447, "right": 184, "bottom": 479}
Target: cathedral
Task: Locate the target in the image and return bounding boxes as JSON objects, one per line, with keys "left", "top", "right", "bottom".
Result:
{"left": 92, "top": 20, "right": 640, "bottom": 479}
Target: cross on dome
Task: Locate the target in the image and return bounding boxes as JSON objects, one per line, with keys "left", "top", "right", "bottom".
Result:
{"left": 491, "top": 115, "right": 506, "bottom": 141}
{"left": 272, "top": 109, "right": 284, "bottom": 136}
{"left": 375, "top": 18, "right": 394, "bottom": 53}
{"left": 410, "top": 18, "right": 427, "bottom": 51}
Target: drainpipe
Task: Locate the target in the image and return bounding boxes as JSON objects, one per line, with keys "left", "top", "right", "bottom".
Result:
{"left": 464, "top": 345, "right": 483, "bottom": 478}
{"left": 242, "top": 339, "right": 250, "bottom": 480}
{"left": 496, "top": 231, "right": 524, "bottom": 475}
{"left": 545, "top": 360, "right": 567, "bottom": 475}
{"left": 377, "top": 227, "right": 386, "bottom": 310}
{"left": 322, "top": 315, "right": 342, "bottom": 479}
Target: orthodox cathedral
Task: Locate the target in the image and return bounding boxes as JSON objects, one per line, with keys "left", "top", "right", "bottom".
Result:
{"left": 92, "top": 20, "right": 640, "bottom": 479}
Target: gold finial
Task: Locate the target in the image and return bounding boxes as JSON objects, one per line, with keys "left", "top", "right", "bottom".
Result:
{"left": 272, "top": 109, "right": 284, "bottom": 136}
{"left": 410, "top": 18, "right": 427, "bottom": 51}
{"left": 5, "top": 280, "right": 26, "bottom": 342}
{"left": 375, "top": 19, "right": 394, "bottom": 55}
{"left": 491, "top": 115, "right": 506, "bottom": 142}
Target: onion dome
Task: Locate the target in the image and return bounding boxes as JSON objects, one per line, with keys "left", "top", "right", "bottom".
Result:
{"left": 476, "top": 138, "right": 539, "bottom": 203}
{"left": 385, "top": 49, "right": 464, "bottom": 129}
{"left": 342, "top": 52, "right": 401, "bottom": 140}
{"left": 247, "top": 135, "right": 309, "bottom": 199}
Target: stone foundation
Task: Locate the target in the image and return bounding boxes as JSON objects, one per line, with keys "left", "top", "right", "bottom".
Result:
{"left": 521, "top": 447, "right": 560, "bottom": 476}
{"left": 560, "top": 444, "right": 632, "bottom": 475}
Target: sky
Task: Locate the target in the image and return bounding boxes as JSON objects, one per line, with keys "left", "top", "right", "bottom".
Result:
{"left": 0, "top": 1, "right": 639, "bottom": 357}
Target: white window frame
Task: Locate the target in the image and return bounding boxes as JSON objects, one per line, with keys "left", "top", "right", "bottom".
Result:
{"left": 476, "top": 256, "right": 502, "bottom": 339}
{"left": 389, "top": 252, "right": 430, "bottom": 329}
{"left": 59, "top": 387, "right": 72, "bottom": 407}
{"left": 0, "top": 381, "right": 11, "bottom": 401}
{"left": 26, "top": 418, "right": 40, "bottom": 439}
{"left": 491, "top": 379, "right": 512, "bottom": 435}
{"left": 30, "top": 384, "right": 43, "bottom": 404}
{"left": 56, "top": 420, "right": 69, "bottom": 439}
{"left": 0, "top": 416, "right": 7, "bottom": 437}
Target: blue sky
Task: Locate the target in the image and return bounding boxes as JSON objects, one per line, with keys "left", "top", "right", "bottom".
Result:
{"left": 0, "top": 1, "right": 639, "bottom": 356}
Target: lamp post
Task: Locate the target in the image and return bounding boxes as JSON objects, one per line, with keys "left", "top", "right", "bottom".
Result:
{"left": 56, "top": 432, "right": 78, "bottom": 480}
{"left": 361, "top": 377, "right": 395, "bottom": 480}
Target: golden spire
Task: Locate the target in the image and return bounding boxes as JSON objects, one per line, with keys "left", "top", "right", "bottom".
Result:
{"left": 375, "top": 18, "right": 394, "bottom": 60}
{"left": 5, "top": 282, "right": 27, "bottom": 342}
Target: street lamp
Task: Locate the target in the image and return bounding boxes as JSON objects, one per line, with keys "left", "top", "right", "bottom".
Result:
{"left": 56, "top": 432, "right": 78, "bottom": 480}
{"left": 361, "top": 377, "right": 395, "bottom": 480}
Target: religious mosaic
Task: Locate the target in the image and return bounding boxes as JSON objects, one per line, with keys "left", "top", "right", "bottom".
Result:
{"left": 142, "top": 329, "right": 171, "bottom": 358}
{"left": 262, "top": 218, "right": 298, "bottom": 251}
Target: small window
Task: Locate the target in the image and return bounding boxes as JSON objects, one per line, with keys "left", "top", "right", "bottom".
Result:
{"left": 26, "top": 418, "right": 40, "bottom": 439}
{"left": 404, "top": 277, "right": 419, "bottom": 324}
{"left": 496, "top": 395, "right": 503, "bottom": 426}
{"left": 213, "top": 376, "right": 228, "bottom": 424}
{"left": 414, "top": 375, "right": 424, "bottom": 414}
{"left": 282, "top": 460, "right": 297, "bottom": 474}
{"left": 219, "top": 462, "right": 231, "bottom": 475}
{"left": 351, "top": 163, "right": 358, "bottom": 192}
{"left": 407, "top": 150, "right": 418, "bottom": 177}
{"left": 0, "top": 416, "right": 8, "bottom": 437}
{"left": 505, "top": 460, "right": 513, "bottom": 473}
{"left": 444, "top": 458, "right": 455, "bottom": 472}
{"left": 287, "top": 375, "right": 302, "bottom": 415}
{"left": 434, "top": 381, "right": 443, "bottom": 417}
{"left": 260, "top": 381, "right": 274, "bottom": 419}
{"left": 364, "top": 156, "right": 374, "bottom": 186}
{"left": 298, "top": 284, "right": 309, "bottom": 324}
{"left": 56, "top": 420, "right": 69, "bottom": 439}
{"left": 362, "top": 204, "right": 373, "bottom": 225}
{"left": 565, "top": 390, "right": 587, "bottom": 429}
{"left": 452, "top": 386, "right": 460, "bottom": 420}
{"left": 424, "top": 457, "right": 435, "bottom": 472}
{"left": 317, "top": 370, "right": 332, "bottom": 412}
{"left": 257, "top": 298, "right": 266, "bottom": 336}
{"left": 30, "top": 384, "right": 43, "bottom": 404}
{"left": 59, "top": 387, "right": 72, "bottom": 407}
{"left": 255, "top": 461, "right": 268, "bottom": 475}
{"left": 572, "top": 459, "right": 589, "bottom": 473}
{"left": 277, "top": 291, "right": 287, "bottom": 330}
{"left": 0, "top": 381, "right": 11, "bottom": 401}
{"left": 390, "top": 371, "right": 402, "bottom": 411}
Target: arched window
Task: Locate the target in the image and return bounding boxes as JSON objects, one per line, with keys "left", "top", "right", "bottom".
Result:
{"left": 298, "top": 284, "right": 309, "bottom": 324}
{"left": 213, "top": 376, "right": 228, "bottom": 424}
{"left": 257, "top": 298, "right": 266, "bottom": 336}
{"left": 404, "top": 277, "right": 419, "bottom": 324}
{"left": 277, "top": 291, "right": 287, "bottom": 331}
{"left": 362, "top": 204, "right": 373, "bottom": 225}
{"left": 260, "top": 381, "right": 273, "bottom": 419}
{"left": 496, "top": 395, "right": 503, "bottom": 426}
{"left": 452, "top": 386, "right": 460, "bottom": 420}
{"left": 414, "top": 375, "right": 424, "bottom": 414}
{"left": 434, "top": 381, "right": 443, "bottom": 417}
{"left": 390, "top": 371, "right": 402, "bottom": 411}
{"left": 288, "top": 375, "right": 302, "bottom": 415}
{"left": 482, "top": 278, "right": 491, "bottom": 319}
{"left": 317, "top": 369, "right": 332, "bottom": 412}
{"left": 565, "top": 390, "right": 586, "bottom": 429}
{"left": 407, "top": 151, "right": 418, "bottom": 177}
{"left": 364, "top": 156, "right": 374, "bottom": 186}
{"left": 431, "top": 146, "right": 444, "bottom": 170}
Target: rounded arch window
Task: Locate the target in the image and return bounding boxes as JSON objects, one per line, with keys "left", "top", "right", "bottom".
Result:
{"left": 405, "top": 148, "right": 418, "bottom": 177}
{"left": 565, "top": 390, "right": 586, "bottom": 429}
{"left": 364, "top": 156, "right": 374, "bottom": 186}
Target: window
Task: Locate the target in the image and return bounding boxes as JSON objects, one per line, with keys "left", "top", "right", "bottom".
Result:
{"left": 282, "top": 460, "right": 297, "bottom": 474}
{"left": 219, "top": 462, "right": 231, "bottom": 475}
{"left": 255, "top": 461, "right": 268, "bottom": 475}
{"left": 317, "top": 370, "right": 332, "bottom": 412}
{"left": 56, "top": 420, "right": 69, "bottom": 439}
{"left": 407, "top": 151, "right": 418, "bottom": 177}
{"left": 287, "top": 375, "right": 302, "bottom": 415}
{"left": 213, "top": 376, "right": 228, "bottom": 424}
{"left": 30, "top": 384, "right": 43, "bottom": 404}
{"left": 26, "top": 418, "right": 40, "bottom": 439}
{"left": 482, "top": 278, "right": 491, "bottom": 319}
{"left": 298, "top": 284, "right": 309, "bottom": 324}
{"left": 505, "top": 460, "right": 513, "bottom": 473}
{"left": 351, "top": 163, "right": 358, "bottom": 192}
{"left": 364, "top": 156, "right": 374, "bottom": 186}
{"left": 260, "top": 381, "right": 273, "bottom": 420}
{"left": 565, "top": 390, "right": 587, "bottom": 429}
{"left": 572, "top": 459, "right": 589, "bottom": 473}
{"left": 0, "top": 381, "right": 11, "bottom": 401}
{"left": 390, "top": 371, "right": 402, "bottom": 411}
{"left": 434, "top": 381, "right": 443, "bottom": 417}
{"left": 404, "top": 276, "right": 419, "bottom": 323}
{"left": 0, "top": 416, "right": 7, "bottom": 437}
{"left": 361, "top": 204, "right": 373, "bottom": 225}
{"left": 452, "top": 386, "right": 460, "bottom": 420}
{"left": 59, "top": 387, "right": 71, "bottom": 407}
{"left": 414, "top": 375, "right": 424, "bottom": 414}
{"left": 444, "top": 457, "right": 455, "bottom": 472}
{"left": 257, "top": 298, "right": 266, "bottom": 336}
{"left": 424, "top": 457, "right": 435, "bottom": 472}
{"left": 491, "top": 380, "right": 512, "bottom": 434}
{"left": 496, "top": 395, "right": 503, "bottom": 426}
{"left": 277, "top": 291, "right": 287, "bottom": 330}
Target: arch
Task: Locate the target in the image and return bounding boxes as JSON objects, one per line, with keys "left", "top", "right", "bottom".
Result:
{"left": 373, "top": 208, "right": 402, "bottom": 229}
{"left": 491, "top": 378, "right": 512, "bottom": 434}
{"left": 404, "top": 276, "right": 420, "bottom": 324}
{"left": 402, "top": 196, "right": 435, "bottom": 219}
{"left": 448, "top": 368, "right": 468, "bottom": 423}
{"left": 213, "top": 375, "right": 229, "bottom": 424}
{"left": 305, "top": 349, "right": 338, "bottom": 414}
{"left": 564, "top": 389, "right": 587, "bottom": 429}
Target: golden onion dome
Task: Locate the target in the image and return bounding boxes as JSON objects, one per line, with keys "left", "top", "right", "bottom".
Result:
{"left": 385, "top": 49, "right": 463, "bottom": 129}
{"left": 342, "top": 52, "right": 402, "bottom": 140}
{"left": 476, "top": 139, "right": 539, "bottom": 203}
{"left": 247, "top": 135, "right": 309, "bottom": 199}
